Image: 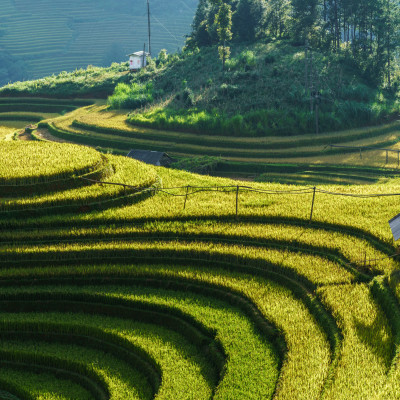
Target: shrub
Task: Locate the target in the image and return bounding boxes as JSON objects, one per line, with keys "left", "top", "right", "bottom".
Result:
{"left": 157, "top": 49, "right": 168, "bottom": 65}
{"left": 239, "top": 50, "right": 257, "bottom": 69}
{"left": 171, "top": 156, "right": 223, "bottom": 174}
{"left": 107, "top": 82, "right": 154, "bottom": 110}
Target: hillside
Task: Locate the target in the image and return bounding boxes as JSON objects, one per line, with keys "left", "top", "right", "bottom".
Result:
{"left": 2, "top": 39, "right": 399, "bottom": 134}
{"left": 0, "top": 0, "right": 197, "bottom": 85}
{"left": 125, "top": 42, "right": 400, "bottom": 136}
{"left": 3, "top": 1, "right": 400, "bottom": 398}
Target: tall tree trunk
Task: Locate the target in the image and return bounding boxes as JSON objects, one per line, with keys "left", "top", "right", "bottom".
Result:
{"left": 387, "top": 37, "right": 391, "bottom": 86}
{"left": 334, "top": 0, "right": 340, "bottom": 50}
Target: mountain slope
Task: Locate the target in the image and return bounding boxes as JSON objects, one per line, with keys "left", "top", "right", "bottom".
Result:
{"left": 0, "top": 0, "right": 197, "bottom": 85}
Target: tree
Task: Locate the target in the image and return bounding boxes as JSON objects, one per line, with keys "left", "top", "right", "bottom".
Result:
{"left": 190, "top": 0, "right": 212, "bottom": 46}
{"left": 233, "top": 0, "right": 265, "bottom": 42}
{"left": 263, "top": 0, "right": 291, "bottom": 38}
{"left": 157, "top": 49, "right": 168, "bottom": 65}
{"left": 383, "top": 0, "right": 400, "bottom": 86}
{"left": 214, "top": 2, "right": 233, "bottom": 70}
{"left": 290, "top": 0, "right": 319, "bottom": 44}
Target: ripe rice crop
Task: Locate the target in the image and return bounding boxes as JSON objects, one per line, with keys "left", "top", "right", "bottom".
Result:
{"left": 0, "top": 142, "right": 103, "bottom": 185}
{"left": 0, "top": 152, "right": 157, "bottom": 212}
{"left": 2, "top": 139, "right": 400, "bottom": 399}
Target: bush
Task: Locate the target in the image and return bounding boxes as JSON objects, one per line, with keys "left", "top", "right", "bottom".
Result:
{"left": 157, "top": 49, "right": 168, "bottom": 65}
{"left": 239, "top": 50, "right": 257, "bottom": 69}
{"left": 340, "top": 84, "right": 374, "bottom": 102}
{"left": 171, "top": 156, "right": 223, "bottom": 174}
{"left": 181, "top": 87, "right": 195, "bottom": 107}
{"left": 107, "top": 82, "right": 154, "bottom": 110}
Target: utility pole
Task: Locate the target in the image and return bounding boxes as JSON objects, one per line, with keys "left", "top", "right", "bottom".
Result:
{"left": 147, "top": 0, "right": 151, "bottom": 57}
{"left": 142, "top": 42, "right": 146, "bottom": 68}
{"left": 309, "top": 48, "right": 314, "bottom": 113}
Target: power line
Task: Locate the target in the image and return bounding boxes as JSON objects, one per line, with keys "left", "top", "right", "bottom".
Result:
{"left": 150, "top": 15, "right": 180, "bottom": 46}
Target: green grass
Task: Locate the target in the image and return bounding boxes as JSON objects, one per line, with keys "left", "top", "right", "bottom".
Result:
{"left": 0, "top": 340, "right": 154, "bottom": 400}
{"left": 0, "top": 145, "right": 157, "bottom": 213}
{"left": 318, "top": 283, "right": 395, "bottom": 399}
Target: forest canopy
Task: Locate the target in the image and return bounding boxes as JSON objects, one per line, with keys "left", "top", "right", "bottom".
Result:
{"left": 188, "top": 0, "right": 400, "bottom": 85}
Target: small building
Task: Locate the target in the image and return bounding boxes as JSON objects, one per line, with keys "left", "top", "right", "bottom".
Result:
{"left": 128, "top": 51, "right": 149, "bottom": 71}
{"left": 127, "top": 149, "right": 173, "bottom": 167}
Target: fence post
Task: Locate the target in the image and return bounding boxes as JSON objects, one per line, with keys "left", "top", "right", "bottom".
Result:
{"left": 236, "top": 185, "right": 239, "bottom": 218}
{"left": 397, "top": 151, "right": 399, "bottom": 167}
{"left": 386, "top": 150, "right": 389, "bottom": 164}
{"left": 359, "top": 148, "right": 362, "bottom": 160}
{"left": 309, "top": 186, "right": 316, "bottom": 223}
{"left": 183, "top": 185, "right": 190, "bottom": 210}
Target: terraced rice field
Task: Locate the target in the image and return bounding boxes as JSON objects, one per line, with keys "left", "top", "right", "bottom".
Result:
{"left": 38, "top": 102, "right": 400, "bottom": 184}
{"left": 0, "top": 0, "right": 195, "bottom": 79}
{"left": 2, "top": 97, "right": 399, "bottom": 186}
{"left": 2, "top": 135, "right": 400, "bottom": 399}
{"left": 0, "top": 98, "right": 96, "bottom": 144}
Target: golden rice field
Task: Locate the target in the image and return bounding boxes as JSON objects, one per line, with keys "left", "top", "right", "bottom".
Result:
{"left": 1, "top": 129, "right": 400, "bottom": 399}
{"left": 2, "top": 97, "right": 400, "bottom": 399}
{"left": 45, "top": 103, "right": 400, "bottom": 168}
{"left": 0, "top": 125, "right": 17, "bottom": 140}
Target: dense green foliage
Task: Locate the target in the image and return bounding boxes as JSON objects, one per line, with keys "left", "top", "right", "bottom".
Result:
{"left": 171, "top": 156, "right": 223, "bottom": 174}
{"left": 108, "top": 82, "right": 156, "bottom": 110}
{"left": 188, "top": 0, "right": 400, "bottom": 86}
{"left": 122, "top": 42, "right": 400, "bottom": 136}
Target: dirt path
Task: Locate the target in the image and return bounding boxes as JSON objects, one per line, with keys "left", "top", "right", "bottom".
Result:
{"left": 34, "top": 128, "right": 71, "bottom": 143}
{"left": 18, "top": 131, "right": 32, "bottom": 141}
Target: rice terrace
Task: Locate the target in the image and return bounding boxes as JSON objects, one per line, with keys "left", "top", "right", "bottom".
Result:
{"left": 1, "top": 0, "right": 400, "bottom": 399}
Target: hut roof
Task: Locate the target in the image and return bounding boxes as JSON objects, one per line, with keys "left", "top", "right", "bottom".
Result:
{"left": 128, "top": 51, "right": 150, "bottom": 57}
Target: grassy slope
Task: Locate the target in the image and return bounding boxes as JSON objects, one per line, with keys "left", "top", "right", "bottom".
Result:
{"left": 124, "top": 41, "right": 399, "bottom": 136}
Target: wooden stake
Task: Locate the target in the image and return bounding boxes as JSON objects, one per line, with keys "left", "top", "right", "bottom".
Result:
{"left": 236, "top": 185, "right": 239, "bottom": 217}
{"left": 386, "top": 150, "right": 389, "bottom": 164}
{"left": 183, "top": 185, "right": 190, "bottom": 210}
{"left": 309, "top": 187, "right": 316, "bottom": 223}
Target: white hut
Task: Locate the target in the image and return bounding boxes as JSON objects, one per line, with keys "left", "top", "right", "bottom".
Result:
{"left": 128, "top": 51, "right": 149, "bottom": 71}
